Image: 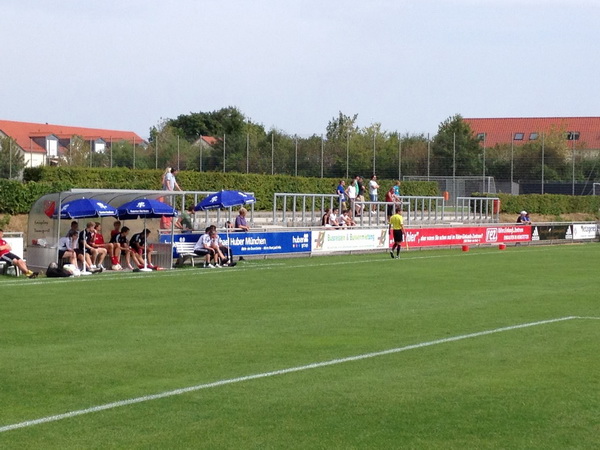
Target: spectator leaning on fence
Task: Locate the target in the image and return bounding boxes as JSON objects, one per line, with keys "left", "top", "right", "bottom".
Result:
{"left": 235, "top": 207, "right": 250, "bottom": 232}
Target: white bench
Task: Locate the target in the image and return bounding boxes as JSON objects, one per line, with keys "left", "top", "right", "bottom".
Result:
{"left": 0, "top": 260, "right": 21, "bottom": 276}
{"left": 173, "top": 242, "right": 206, "bottom": 267}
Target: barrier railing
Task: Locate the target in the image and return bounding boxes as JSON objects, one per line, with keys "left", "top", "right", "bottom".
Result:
{"left": 456, "top": 197, "right": 500, "bottom": 223}
{"left": 273, "top": 193, "right": 500, "bottom": 226}
{"left": 273, "top": 193, "right": 455, "bottom": 226}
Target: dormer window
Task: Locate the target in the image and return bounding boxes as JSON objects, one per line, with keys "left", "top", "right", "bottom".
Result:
{"left": 46, "top": 135, "right": 58, "bottom": 157}
{"left": 94, "top": 139, "right": 106, "bottom": 153}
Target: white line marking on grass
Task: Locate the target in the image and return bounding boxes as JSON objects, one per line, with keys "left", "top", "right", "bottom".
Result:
{"left": 0, "top": 244, "right": 586, "bottom": 289}
{"left": 2, "top": 315, "right": 595, "bottom": 434}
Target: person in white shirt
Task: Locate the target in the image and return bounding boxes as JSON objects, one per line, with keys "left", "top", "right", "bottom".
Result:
{"left": 329, "top": 208, "right": 341, "bottom": 228}
{"left": 368, "top": 175, "right": 380, "bottom": 213}
{"left": 194, "top": 227, "right": 217, "bottom": 268}
{"left": 58, "top": 229, "right": 78, "bottom": 266}
{"left": 346, "top": 181, "right": 357, "bottom": 217}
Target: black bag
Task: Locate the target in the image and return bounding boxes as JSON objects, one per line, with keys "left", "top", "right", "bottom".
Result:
{"left": 46, "top": 262, "right": 72, "bottom": 278}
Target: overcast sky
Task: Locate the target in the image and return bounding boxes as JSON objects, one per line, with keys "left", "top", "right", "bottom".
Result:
{"left": 2, "top": 0, "right": 599, "bottom": 139}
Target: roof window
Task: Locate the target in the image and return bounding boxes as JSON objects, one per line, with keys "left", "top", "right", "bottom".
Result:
{"left": 529, "top": 133, "right": 538, "bottom": 140}
{"left": 513, "top": 133, "right": 524, "bottom": 141}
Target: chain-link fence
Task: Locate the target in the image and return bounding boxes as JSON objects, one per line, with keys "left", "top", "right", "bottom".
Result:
{"left": 10, "top": 130, "right": 600, "bottom": 196}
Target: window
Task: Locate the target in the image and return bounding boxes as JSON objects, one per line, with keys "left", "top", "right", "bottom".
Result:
{"left": 566, "top": 131, "right": 580, "bottom": 141}
{"left": 529, "top": 133, "right": 539, "bottom": 140}
{"left": 476, "top": 133, "right": 486, "bottom": 141}
{"left": 513, "top": 133, "right": 524, "bottom": 140}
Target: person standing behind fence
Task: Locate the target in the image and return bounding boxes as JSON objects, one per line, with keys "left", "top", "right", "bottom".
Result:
{"left": 393, "top": 180, "right": 402, "bottom": 200}
{"left": 385, "top": 185, "right": 396, "bottom": 221}
{"left": 369, "top": 175, "right": 379, "bottom": 213}
{"left": 336, "top": 180, "right": 347, "bottom": 210}
{"left": 355, "top": 176, "right": 366, "bottom": 216}
{"left": 389, "top": 207, "right": 404, "bottom": 259}
{"left": 161, "top": 167, "right": 172, "bottom": 190}
{"left": 165, "top": 168, "right": 182, "bottom": 191}
{"left": 346, "top": 180, "right": 357, "bottom": 217}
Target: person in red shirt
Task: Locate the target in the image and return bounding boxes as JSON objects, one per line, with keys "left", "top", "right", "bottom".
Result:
{"left": 93, "top": 222, "right": 118, "bottom": 269}
{"left": 0, "top": 229, "right": 38, "bottom": 278}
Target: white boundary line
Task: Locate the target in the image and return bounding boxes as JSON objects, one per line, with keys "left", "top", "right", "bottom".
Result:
{"left": 0, "top": 244, "right": 566, "bottom": 288}
{"left": 2, "top": 315, "right": 596, "bottom": 433}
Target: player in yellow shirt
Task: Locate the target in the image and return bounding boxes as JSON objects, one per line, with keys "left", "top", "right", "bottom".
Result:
{"left": 389, "top": 207, "right": 404, "bottom": 259}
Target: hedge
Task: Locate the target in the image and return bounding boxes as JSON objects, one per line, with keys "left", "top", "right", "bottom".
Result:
{"left": 474, "top": 192, "right": 600, "bottom": 216}
{"left": 1, "top": 167, "right": 436, "bottom": 214}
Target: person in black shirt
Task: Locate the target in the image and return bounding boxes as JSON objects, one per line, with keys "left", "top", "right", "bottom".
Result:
{"left": 129, "top": 228, "right": 154, "bottom": 268}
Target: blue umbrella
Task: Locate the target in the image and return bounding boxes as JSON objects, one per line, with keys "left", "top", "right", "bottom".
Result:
{"left": 117, "top": 198, "right": 177, "bottom": 271}
{"left": 116, "top": 198, "right": 176, "bottom": 220}
{"left": 54, "top": 198, "right": 117, "bottom": 219}
{"left": 194, "top": 190, "right": 256, "bottom": 211}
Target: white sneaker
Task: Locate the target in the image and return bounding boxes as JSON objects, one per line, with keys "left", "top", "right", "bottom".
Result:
{"left": 205, "top": 263, "right": 215, "bottom": 269}
{"left": 215, "top": 263, "right": 221, "bottom": 268}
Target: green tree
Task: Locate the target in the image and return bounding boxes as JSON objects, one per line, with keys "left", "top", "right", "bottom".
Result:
{"left": 168, "top": 106, "right": 249, "bottom": 141}
{"left": 431, "top": 114, "right": 482, "bottom": 176}
{"left": 0, "top": 136, "right": 26, "bottom": 179}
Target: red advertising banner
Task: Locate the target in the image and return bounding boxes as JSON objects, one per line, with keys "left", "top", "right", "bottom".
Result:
{"left": 397, "top": 225, "right": 532, "bottom": 248}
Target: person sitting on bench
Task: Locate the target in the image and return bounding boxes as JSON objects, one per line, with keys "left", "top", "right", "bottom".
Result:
{"left": 194, "top": 227, "right": 218, "bottom": 268}
{"left": 58, "top": 229, "right": 78, "bottom": 266}
{"left": 110, "top": 226, "right": 134, "bottom": 270}
{"left": 0, "top": 228, "right": 38, "bottom": 278}
{"left": 130, "top": 228, "right": 154, "bottom": 269}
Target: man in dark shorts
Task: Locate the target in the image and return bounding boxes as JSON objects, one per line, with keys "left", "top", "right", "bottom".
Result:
{"left": 389, "top": 207, "right": 404, "bottom": 259}
{"left": 129, "top": 228, "right": 154, "bottom": 269}
{"left": 110, "top": 226, "right": 133, "bottom": 269}
{"left": 0, "top": 228, "right": 38, "bottom": 278}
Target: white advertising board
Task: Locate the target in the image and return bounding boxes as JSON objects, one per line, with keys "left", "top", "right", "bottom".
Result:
{"left": 572, "top": 224, "right": 598, "bottom": 240}
{"left": 311, "top": 228, "right": 389, "bottom": 252}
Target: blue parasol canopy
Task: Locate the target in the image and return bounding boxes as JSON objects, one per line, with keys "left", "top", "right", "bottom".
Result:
{"left": 54, "top": 198, "right": 117, "bottom": 220}
{"left": 117, "top": 198, "right": 176, "bottom": 220}
{"left": 194, "top": 190, "right": 256, "bottom": 211}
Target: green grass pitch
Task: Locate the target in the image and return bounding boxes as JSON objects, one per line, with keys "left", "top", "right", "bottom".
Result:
{"left": 1, "top": 244, "right": 599, "bottom": 448}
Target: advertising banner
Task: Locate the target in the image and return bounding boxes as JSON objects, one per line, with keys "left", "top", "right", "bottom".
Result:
{"left": 572, "top": 224, "right": 598, "bottom": 240}
{"left": 160, "top": 231, "right": 312, "bottom": 257}
{"left": 531, "top": 225, "right": 572, "bottom": 241}
{"left": 402, "top": 225, "right": 531, "bottom": 248}
{"left": 311, "top": 228, "right": 389, "bottom": 253}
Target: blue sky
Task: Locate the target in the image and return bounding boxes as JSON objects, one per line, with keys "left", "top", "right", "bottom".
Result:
{"left": 2, "top": 0, "right": 599, "bottom": 139}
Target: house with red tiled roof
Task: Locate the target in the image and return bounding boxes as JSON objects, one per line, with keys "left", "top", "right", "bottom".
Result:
{"left": 0, "top": 119, "right": 145, "bottom": 167}
{"left": 463, "top": 117, "right": 600, "bottom": 150}
{"left": 192, "top": 135, "right": 220, "bottom": 149}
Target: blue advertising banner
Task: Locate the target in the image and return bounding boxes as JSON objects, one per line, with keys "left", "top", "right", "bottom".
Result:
{"left": 160, "top": 231, "right": 312, "bottom": 257}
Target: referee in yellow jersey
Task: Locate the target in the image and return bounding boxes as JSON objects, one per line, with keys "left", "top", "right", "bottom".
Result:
{"left": 389, "top": 207, "right": 404, "bottom": 259}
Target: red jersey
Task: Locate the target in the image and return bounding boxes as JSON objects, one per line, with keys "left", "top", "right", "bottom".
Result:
{"left": 0, "top": 238, "right": 9, "bottom": 257}
{"left": 94, "top": 233, "right": 106, "bottom": 245}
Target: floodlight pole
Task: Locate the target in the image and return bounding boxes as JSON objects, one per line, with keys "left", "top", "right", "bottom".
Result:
{"left": 482, "top": 133, "right": 486, "bottom": 193}
{"left": 541, "top": 133, "right": 545, "bottom": 194}
{"left": 571, "top": 137, "right": 575, "bottom": 196}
